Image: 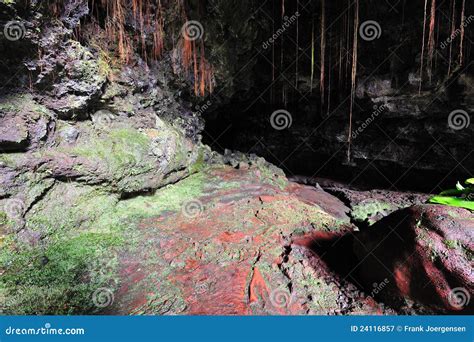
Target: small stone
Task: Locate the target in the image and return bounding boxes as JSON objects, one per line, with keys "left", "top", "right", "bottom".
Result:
{"left": 237, "top": 161, "right": 249, "bottom": 170}
{"left": 60, "top": 126, "right": 79, "bottom": 144}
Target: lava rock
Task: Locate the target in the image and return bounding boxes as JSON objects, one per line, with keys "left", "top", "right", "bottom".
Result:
{"left": 0, "top": 94, "right": 53, "bottom": 152}
{"left": 0, "top": 115, "right": 29, "bottom": 152}
{"left": 58, "top": 125, "right": 79, "bottom": 144}
{"left": 353, "top": 204, "right": 474, "bottom": 313}
{"left": 40, "top": 41, "right": 107, "bottom": 119}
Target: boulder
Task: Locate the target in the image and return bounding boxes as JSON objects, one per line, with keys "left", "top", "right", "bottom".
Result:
{"left": 0, "top": 115, "right": 29, "bottom": 151}
{"left": 0, "top": 94, "right": 53, "bottom": 152}
{"left": 7, "top": 118, "right": 204, "bottom": 194}
{"left": 353, "top": 204, "right": 473, "bottom": 313}
{"left": 39, "top": 41, "right": 107, "bottom": 119}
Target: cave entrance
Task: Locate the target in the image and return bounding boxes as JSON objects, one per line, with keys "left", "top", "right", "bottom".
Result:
{"left": 202, "top": 99, "right": 467, "bottom": 194}
{"left": 200, "top": 0, "right": 472, "bottom": 195}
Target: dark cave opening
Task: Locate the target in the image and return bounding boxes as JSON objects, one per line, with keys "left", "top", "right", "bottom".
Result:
{"left": 199, "top": 0, "right": 473, "bottom": 194}
{"left": 202, "top": 99, "right": 470, "bottom": 194}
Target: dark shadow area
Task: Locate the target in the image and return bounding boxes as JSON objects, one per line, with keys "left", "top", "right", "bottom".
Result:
{"left": 203, "top": 99, "right": 471, "bottom": 193}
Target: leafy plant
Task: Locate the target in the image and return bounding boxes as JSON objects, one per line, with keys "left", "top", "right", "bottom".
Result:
{"left": 429, "top": 178, "right": 474, "bottom": 210}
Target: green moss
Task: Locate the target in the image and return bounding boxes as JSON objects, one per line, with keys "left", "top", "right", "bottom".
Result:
{"left": 116, "top": 172, "right": 206, "bottom": 217}
{"left": 68, "top": 128, "right": 154, "bottom": 178}
{"left": 0, "top": 208, "right": 19, "bottom": 230}
{"left": 256, "top": 165, "right": 288, "bottom": 190}
{"left": 443, "top": 239, "right": 459, "bottom": 249}
{"left": 289, "top": 262, "right": 339, "bottom": 313}
{"left": 1, "top": 232, "right": 122, "bottom": 314}
{"left": 102, "top": 82, "right": 127, "bottom": 100}
{"left": 0, "top": 183, "right": 126, "bottom": 314}
{"left": 351, "top": 201, "right": 394, "bottom": 224}
{"left": 65, "top": 41, "right": 105, "bottom": 84}
{"left": 27, "top": 184, "right": 119, "bottom": 235}
{"left": 0, "top": 153, "right": 28, "bottom": 168}
{"left": 0, "top": 94, "right": 25, "bottom": 112}
{"left": 0, "top": 94, "right": 51, "bottom": 117}
{"left": 97, "top": 52, "right": 112, "bottom": 78}
{"left": 2, "top": 162, "right": 342, "bottom": 314}
{"left": 189, "top": 147, "right": 206, "bottom": 174}
{"left": 0, "top": 211, "right": 7, "bottom": 226}
{"left": 1, "top": 171, "right": 206, "bottom": 313}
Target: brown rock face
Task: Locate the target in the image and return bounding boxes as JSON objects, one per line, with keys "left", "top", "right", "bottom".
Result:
{"left": 354, "top": 204, "right": 473, "bottom": 313}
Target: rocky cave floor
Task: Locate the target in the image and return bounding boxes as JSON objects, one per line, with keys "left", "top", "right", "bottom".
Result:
{"left": 1, "top": 137, "right": 472, "bottom": 315}
{"left": 105, "top": 166, "right": 474, "bottom": 315}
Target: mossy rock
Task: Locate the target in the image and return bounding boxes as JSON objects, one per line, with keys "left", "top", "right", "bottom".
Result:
{"left": 351, "top": 200, "right": 395, "bottom": 224}
{"left": 37, "top": 122, "right": 204, "bottom": 193}
{"left": 0, "top": 183, "right": 124, "bottom": 314}
{"left": 0, "top": 171, "right": 208, "bottom": 314}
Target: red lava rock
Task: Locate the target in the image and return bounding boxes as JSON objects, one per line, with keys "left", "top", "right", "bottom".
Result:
{"left": 111, "top": 167, "right": 388, "bottom": 315}
{"left": 287, "top": 183, "right": 351, "bottom": 222}
{"left": 174, "top": 262, "right": 251, "bottom": 315}
{"left": 248, "top": 267, "right": 269, "bottom": 304}
{"left": 258, "top": 195, "right": 277, "bottom": 203}
{"left": 353, "top": 204, "right": 474, "bottom": 313}
{"left": 216, "top": 231, "right": 247, "bottom": 243}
